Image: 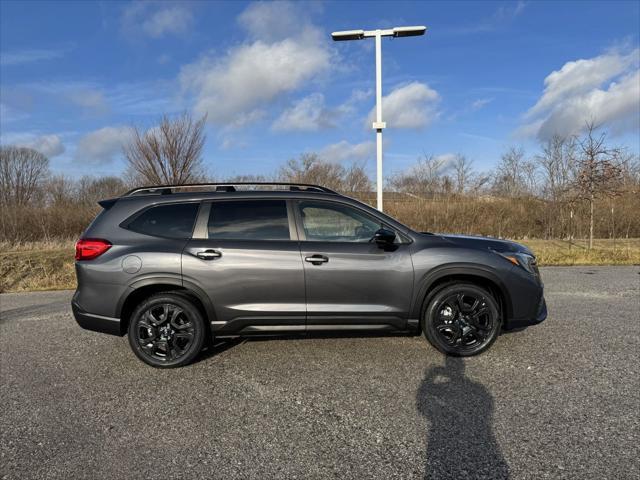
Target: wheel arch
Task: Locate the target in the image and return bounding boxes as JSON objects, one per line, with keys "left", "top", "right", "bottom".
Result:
{"left": 412, "top": 265, "right": 513, "bottom": 326}
{"left": 116, "top": 277, "right": 216, "bottom": 335}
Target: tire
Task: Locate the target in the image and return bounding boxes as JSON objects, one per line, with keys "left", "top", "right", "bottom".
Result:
{"left": 128, "top": 293, "right": 207, "bottom": 368}
{"left": 422, "top": 283, "right": 501, "bottom": 356}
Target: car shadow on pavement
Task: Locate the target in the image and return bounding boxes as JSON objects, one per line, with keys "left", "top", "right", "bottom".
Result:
{"left": 195, "top": 337, "right": 248, "bottom": 363}
{"left": 193, "top": 331, "right": 424, "bottom": 364}
{"left": 416, "top": 356, "right": 510, "bottom": 480}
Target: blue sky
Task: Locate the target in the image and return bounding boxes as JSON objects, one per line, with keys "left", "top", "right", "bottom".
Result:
{"left": 1, "top": 0, "right": 639, "bottom": 180}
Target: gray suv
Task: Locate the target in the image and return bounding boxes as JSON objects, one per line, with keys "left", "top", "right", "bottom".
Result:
{"left": 72, "top": 183, "right": 546, "bottom": 368}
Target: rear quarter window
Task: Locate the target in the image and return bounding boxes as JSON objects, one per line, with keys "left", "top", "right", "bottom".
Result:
{"left": 124, "top": 202, "right": 199, "bottom": 239}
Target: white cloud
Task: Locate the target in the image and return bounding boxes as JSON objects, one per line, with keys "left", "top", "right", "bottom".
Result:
{"left": 27, "top": 135, "right": 65, "bottom": 158}
{"left": 444, "top": 1, "right": 527, "bottom": 35}
{"left": 75, "top": 126, "right": 133, "bottom": 164}
{"left": 1, "top": 132, "right": 65, "bottom": 158}
{"left": 107, "top": 81, "right": 179, "bottom": 116}
{"left": 0, "top": 47, "right": 67, "bottom": 66}
{"left": 318, "top": 140, "right": 375, "bottom": 163}
{"left": 180, "top": 2, "right": 331, "bottom": 128}
{"left": 520, "top": 48, "right": 640, "bottom": 139}
{"left": 238, "top": 1, "right": 311, "bottom": 43}
{"left": 68, "top": 89, "right": 108, "bottom": 112}
{"left": 471, "top": 98, "right": 493, "bottom": 111}
{"left": 14, "top": 81, "right": 109, "bottom": 113}
{"left": 348, "top": 88, "right": 374, "bottom": 104}
{"left": 14, "top": 79, "right": 179, "bottom": 117}
{"left": 272, "top": 94, "right": 334, "bottom": 132}
{"left": 493, "top": 0, "right": 527, "bottom": 23}
{"left": 273, "top": 88, "right": 374, "bottom": 132}
{"left": 367, "top": 82, "right": 440, "bottom": 129}
{"left": 122, "top": 1, "right": 194, "bottom": 38}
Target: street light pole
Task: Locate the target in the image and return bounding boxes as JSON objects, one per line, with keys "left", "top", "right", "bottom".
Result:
{"left": 374, "top": 32, "right": 384, "bottom": 212}
{"left": 332, "top": 26, "right": 426, "bottom": 212}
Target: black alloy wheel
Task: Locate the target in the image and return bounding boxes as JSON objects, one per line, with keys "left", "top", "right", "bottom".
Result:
{"left": 423, "top": 283, "right": 501, "bottom": 356}
{"left": 128, "top": 293, "right": 206, "bottom": 368}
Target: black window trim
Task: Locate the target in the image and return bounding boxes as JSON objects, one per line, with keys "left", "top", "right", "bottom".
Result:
{"left": 199, "top": 198, "right": 298, "bottom": 242}
{"left": 120, "top": 201, "right": 203, "bottom": 240}
{"left": 292, "top": 199, "right": 410, "bottom": 244}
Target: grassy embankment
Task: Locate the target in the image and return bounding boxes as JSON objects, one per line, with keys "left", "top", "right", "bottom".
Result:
{"left": 1, "top": 238, "right": 638, "bottom": 293}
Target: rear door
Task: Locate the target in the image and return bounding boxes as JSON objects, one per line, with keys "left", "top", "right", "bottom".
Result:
{"left": 294, "top": 199, "right": 414, "bottom": 331}
{"left": 182, "top": 199, "right": 306, "bottom": 334}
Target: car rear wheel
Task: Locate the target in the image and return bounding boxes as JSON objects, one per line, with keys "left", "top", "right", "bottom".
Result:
{"left": 128, "top": 293, "right": 206, "bottom": 368}
{"left": 423, "top": 283, "right": 501, "bottom": 356}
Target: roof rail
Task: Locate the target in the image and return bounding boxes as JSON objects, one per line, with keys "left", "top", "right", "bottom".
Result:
{"left": 124, "top": 182, "right": 339, "bottom": 197}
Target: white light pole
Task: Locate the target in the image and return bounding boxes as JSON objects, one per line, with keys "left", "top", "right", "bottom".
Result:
{"left": 332, "top": 26, "right": 426, "bottom": 212}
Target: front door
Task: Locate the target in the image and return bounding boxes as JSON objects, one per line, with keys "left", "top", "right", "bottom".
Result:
{"left": 295, "top": 199, "right": 414, "bottom": 331}
{"left": 183, "top": 199, "right": 305, "bottom": 334}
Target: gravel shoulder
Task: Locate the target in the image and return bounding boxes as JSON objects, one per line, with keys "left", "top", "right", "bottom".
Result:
{"left": 1, "top": 266, "right": 639, "bottom": 480}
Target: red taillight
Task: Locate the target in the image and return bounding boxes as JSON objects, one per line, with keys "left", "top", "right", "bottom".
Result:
{"left": 75, "top": 239, "right": 112, "bottom": 261}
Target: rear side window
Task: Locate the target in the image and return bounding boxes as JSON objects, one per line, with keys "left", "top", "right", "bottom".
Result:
{"left": 125, "top": 203, "right": 199, "bottom": 239}
{"left": 208, "top": 200, "right": 290, "bottom": 240}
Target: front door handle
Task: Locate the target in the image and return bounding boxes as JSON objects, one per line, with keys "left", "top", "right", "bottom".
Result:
{"left": 305, "top": 254, "right": 328, "bottom": 265}
{"left": 196, "top": 249, "right": 222, "bottom": 260}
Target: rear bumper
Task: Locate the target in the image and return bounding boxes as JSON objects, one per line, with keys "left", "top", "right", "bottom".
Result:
{"left": 72, "top": 300, "right": 123, "bottom": 336}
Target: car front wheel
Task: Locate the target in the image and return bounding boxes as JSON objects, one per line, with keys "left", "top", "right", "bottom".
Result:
{"left": 128, "top": 293, "right": 206, "bottom": 368}
{"left": 423, "top": 283, "right": 501, "bottom": 356}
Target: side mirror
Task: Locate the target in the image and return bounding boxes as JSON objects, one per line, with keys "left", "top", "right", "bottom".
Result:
{"left": 373, "top": 228, "right": 396, "bottom": 247}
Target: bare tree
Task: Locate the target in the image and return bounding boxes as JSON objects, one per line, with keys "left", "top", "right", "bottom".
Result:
{"left": 389, "top": 154, "right": 448, "bottom": 195}
{"left": 124, "top": 113, "right": 206, "bottom": 185}
{"left": 45, "top": 175, "right": 76, "bottom": 206}
{"left": 277, "top": 153, "right": 371, "bottom": 193}
{"left": 0, "top": 146, "right": 49, "bottom": 206}
{"left": 534, "top": 135, "right": 578, "bottom": 239}
{"left": 76, "top": 176, "right": 127, "bottom": 205}
{"left": 343, "top": 162, "right": 371, "bottom": 193}
{"left": 467, "top": 171, "right": 491, "bottom": 194}
{"left": 573, "top": 123, "right": 623, "bottom": 249}
{"left": 492, "top": 146, "right": 530, "bottom": 197}
{"left": 279, "top": 153, "right": 337, "bottom": 191}
{"left": 617, "top": 150, "right": 640, "bottom": 192}
{"left": 224, "top": 174, "right": 273, "bottom": 183}
{"left": 536, "top": 135, "right": 577, "bottom": 201}
{"left": 452, "top": 154, "right": 473, "bottom": 194}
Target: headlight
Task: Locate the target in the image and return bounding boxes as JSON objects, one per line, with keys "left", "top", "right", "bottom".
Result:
{"left": 492, "top": 250, "right": 537, "bottom": 275}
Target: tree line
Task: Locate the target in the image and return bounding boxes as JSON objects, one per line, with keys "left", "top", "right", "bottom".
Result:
{"left": 1, "top": 113, "right": 638, "bottom": 246}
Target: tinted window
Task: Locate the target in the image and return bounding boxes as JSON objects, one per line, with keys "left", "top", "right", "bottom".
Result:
{"left": 126, "top": 203, "right": 199, "bottom": 239}
{"left": 208, "top": 200, "right": 290, "bottom": 240}
{"left": 298, "top": 201, "right": 381, "bottom": 242}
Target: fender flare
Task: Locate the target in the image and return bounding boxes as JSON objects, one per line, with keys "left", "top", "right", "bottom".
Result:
{"left": 410, "top": 263, "right": 513, "bottom": 320}
{"left": 115, "top": 275, "right": 217, "bottom": 324}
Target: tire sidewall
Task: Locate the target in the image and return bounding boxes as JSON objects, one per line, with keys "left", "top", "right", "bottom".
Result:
{"left": 128, "top": 293, "right": 206, "bottom": 368}
{"left": 422, "top": 283, "right": 501, "bottom": 357}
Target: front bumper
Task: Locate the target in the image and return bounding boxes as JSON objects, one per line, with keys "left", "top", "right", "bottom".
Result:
{"left": 72, "top": 300, "right": 122, "bottom": 336}
{"left": 505, "top": 295, "right": 547, "bottom": 330}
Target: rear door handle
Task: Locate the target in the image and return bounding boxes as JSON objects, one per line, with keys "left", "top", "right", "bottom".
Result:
{"left": 196, "top": 249, "right": 222, "bottom": 260}
{"left": 305, "top": 254, "right": 328, "bottom": 265}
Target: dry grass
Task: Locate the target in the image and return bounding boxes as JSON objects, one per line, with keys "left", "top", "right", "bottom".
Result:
{"left": 0, "top": 238, "right": 638, "bottom": 293}
{"left": 522, "top": 238, "right": 640, "bottom": 266}
{"left": 0, "top": 241, "right": 76, "bottom": 293}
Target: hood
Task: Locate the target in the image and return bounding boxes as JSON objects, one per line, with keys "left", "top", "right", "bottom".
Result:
{"left": 429, "top": 233, "right": 533, "bottom": 256}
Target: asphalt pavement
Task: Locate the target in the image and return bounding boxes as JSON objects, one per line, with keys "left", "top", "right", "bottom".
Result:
{"left": 1, "top": 266, "right": 638, "bottom": 480}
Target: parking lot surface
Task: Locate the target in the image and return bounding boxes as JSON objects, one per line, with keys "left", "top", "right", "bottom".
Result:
{"left": 1, "top": 266, "right": 639, "bottom": 479}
